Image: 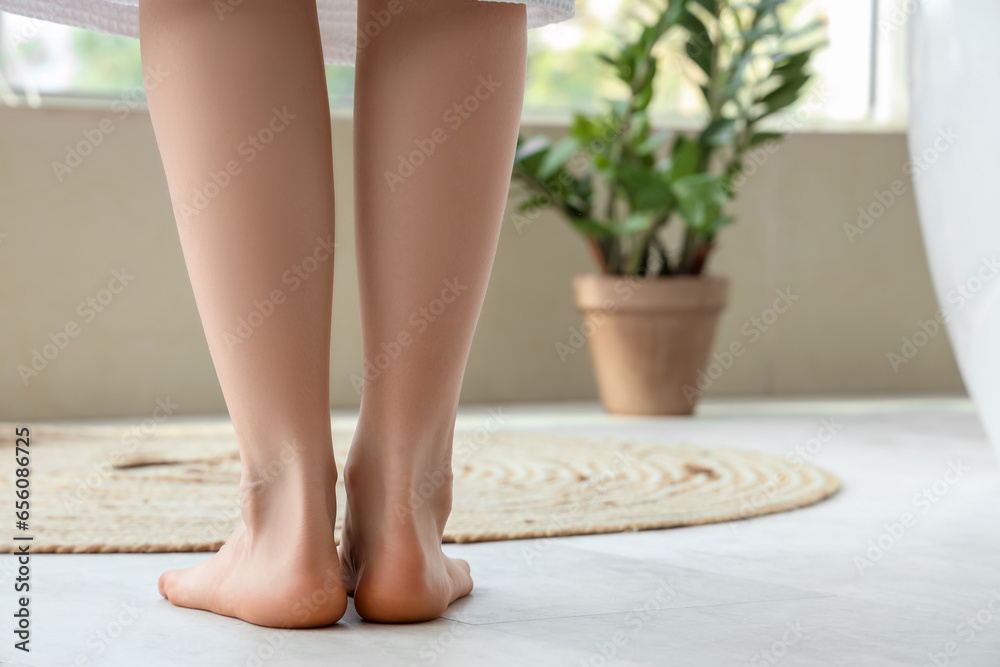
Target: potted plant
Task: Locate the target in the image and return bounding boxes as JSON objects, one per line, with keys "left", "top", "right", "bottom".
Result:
{"left": 512, "top": 0, "right": 824, "bottom": 415}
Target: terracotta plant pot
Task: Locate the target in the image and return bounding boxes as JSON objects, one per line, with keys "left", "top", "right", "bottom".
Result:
{"left": 573, "top": 274, "right": 729, "bottom": 415}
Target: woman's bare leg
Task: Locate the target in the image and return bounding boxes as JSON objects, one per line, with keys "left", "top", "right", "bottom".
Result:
{"left": 140, "top": 0, "right": 346, "bottom": 627}
{"left": 340, "top": 0, "right": 527, "bottom": 623}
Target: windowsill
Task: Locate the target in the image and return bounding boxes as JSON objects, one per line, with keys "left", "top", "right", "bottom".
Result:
{"left": 0, "top": 93, "right": 910, "bottom": 135}
{"left": 517, "top": 111, "right": 909, "bottom": 135}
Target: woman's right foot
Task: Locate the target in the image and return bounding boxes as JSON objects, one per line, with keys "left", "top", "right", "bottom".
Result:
{"left": 339, "top": 441, "right": 473, "bottom": 623}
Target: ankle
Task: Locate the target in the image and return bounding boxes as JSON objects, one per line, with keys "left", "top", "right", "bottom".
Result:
{"left": 353, "top": 407, "right": 456, "bottom": 460}
{"left": 344, "top": 455, "right": 454, "bottom": 531}
{"left": 396, "top": 466, "right": 454, "bottom": 524}
{"left": 236, "top": 450, "right": 338, "bottom": 535}
{"left": 240, "top": 432, "right": 335, "bottom": 484}
{"left": 344, "top": 440, "right": 453, "bottom": 489}
{"left": 348, "top": 414, "right": 454, "bottom": 470}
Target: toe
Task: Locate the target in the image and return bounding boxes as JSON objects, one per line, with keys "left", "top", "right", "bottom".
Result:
{"left": 447, "top": 557, "right": 474, "bottom": 601}
{"left": 158, "top": 570, "right": 176, "bottom": 599}
{"left": 159, "top": 566, "right": 201, "bottom": 611}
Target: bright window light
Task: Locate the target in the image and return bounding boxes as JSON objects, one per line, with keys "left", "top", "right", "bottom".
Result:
{"left": 1, "top": 0, "right": 907, "bottom": 126}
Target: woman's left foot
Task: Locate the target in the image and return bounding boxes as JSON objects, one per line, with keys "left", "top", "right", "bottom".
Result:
{"left": 159, "top": 461, "right": 347, "bottom": 628}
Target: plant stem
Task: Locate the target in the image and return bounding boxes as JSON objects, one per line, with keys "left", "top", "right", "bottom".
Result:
{"left": 625, "top": 211, "right": 670, "bottom": 275}
{"left": 587, "top": 236, "right": 610, "bottom": 274}
{"left": 679, "top": 227, "right": 699, "bottom": 274}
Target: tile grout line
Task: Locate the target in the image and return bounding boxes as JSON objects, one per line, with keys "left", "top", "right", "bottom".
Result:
{"left": 445, "top": 593, "right": 840, "bottom": 627}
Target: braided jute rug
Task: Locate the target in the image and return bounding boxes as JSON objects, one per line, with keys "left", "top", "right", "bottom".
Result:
{"left": 0, "top": 420, "right": 840, "bottom": 553}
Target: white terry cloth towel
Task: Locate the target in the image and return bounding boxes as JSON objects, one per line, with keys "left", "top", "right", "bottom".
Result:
{"left": 0, "top": 0, "right": 575, "bottom": 67}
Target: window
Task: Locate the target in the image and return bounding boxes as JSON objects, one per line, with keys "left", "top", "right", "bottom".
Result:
{"left": 0, "top": 11, "right": 357, "bottom": 107}
{"left": 0, "top": 0, "right": 907, "bottom": 127}
{"left": 522, "top": 0, "right": 907, "bottom": 127}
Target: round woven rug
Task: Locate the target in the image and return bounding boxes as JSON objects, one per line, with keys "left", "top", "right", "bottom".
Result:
{"left": 0, "top": 420, "right": 840, "bottom": 553}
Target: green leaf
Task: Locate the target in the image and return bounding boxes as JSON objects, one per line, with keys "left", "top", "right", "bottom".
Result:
{"left": 741, "top": 23, "right": 782, "bottom": 43}
{"left": 686, "top": 40, "right": 713, "bottom": 78}
{"left": 617, "top": 213, "right": 654, "bottom": 235}
{"left": 609, "top": 99, "right": 630, "bottom": 118}
{"left": 538, "top": 137, "right": 579, "bottom": 179}
{"left": 618, "top": 160, "right": 676, "bottom": 210}
{"left": 747, "top": 131, "right": 783, "bottom": 147}
{"left": 689, "top": 0, "right": 717, "bottom": 15}
{"left": 747, "top": 0, "right": 788, "bottom": 26}
{"left": 571, "top": 218, "right": 616, "bottom": 239}
{"left": 633, "top": 75, "right": 656, "bottom": 110}
{"left": 772, "top": 50, "right": 812, "bottom": 73}
{"left": 615, "top": 161, "right": 669, "bottom": 210}
{"left": 638, "top": 129, "right": 672, "bottom": 155}
{"left": 569, "top": 113, "right": 602, "bottom": 142}
{"left": 517, "top": 194, "right": 552, "bottom": 214}
{"left": 731, "top": 0, "right": 785, "bottom": 8}
{"left": 635, "top": 182, "right": 675, "bottom": 210}
{"left": 669, "top": 136, "right": 701, "bottom": 180}
{"left": 630, "top": 110, "right": 652, "bottom": 143}
{"left": 638, "top": 20, "right": 666, "bottom": 53}
{"left": 663, "top": 0, "right": 688, "bottom": 28}
{"left": 781, "top": 16, "right": 826, "bottom": 44}
{"left": 672, "top": 173, "right": 730, "bottom": 230}
{"left": 721, "top": 54, "right": 753, "bottom": 101}
{"left": 673, "top": 173, "right": 730, "bottom": 208}
{"left": 698, "top": 83, "right": 712, "bottom": 105}
{"left": 756, "top": 73, "right": 810, "bottom": 117}
{"left": 708, "top": 214, "right": 735, "bottom": 233}
{"left": 514, "top": 135, "right": 550, "bottom": 164}
{"left": 681, "top": 12, "right": 713, "bottom": 76}
{"left": 700, "top": 118, "right": 737, "bottom": 146}
{"left": 596, "top": 53, "right": 617, "bottom": 67}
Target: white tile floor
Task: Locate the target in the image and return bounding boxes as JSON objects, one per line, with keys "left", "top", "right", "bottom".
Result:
{"left": 3, "top": 398, "right": 999, "bottom": 667}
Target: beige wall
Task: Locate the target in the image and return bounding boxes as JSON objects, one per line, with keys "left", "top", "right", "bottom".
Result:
{"left": 0, "top": 105, "right": 963, "bottom": 420}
